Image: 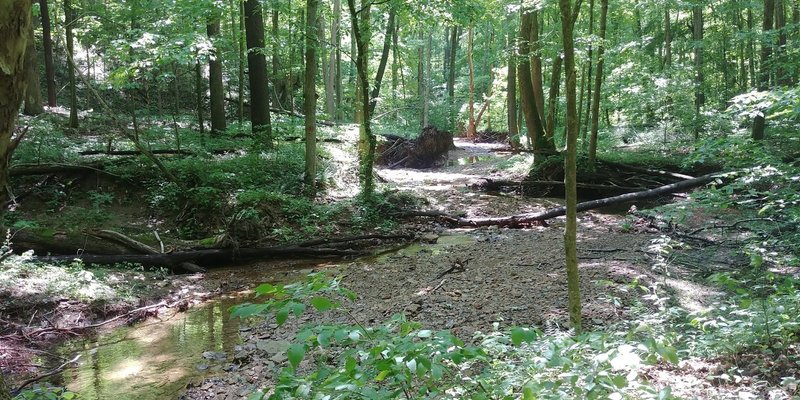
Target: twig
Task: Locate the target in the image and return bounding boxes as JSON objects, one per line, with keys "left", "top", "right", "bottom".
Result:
{"left": 153, "top": 230, "right": 165, "bottom": 253}
{"left": 14, "top": 354, "right": 81, "bottom": 393}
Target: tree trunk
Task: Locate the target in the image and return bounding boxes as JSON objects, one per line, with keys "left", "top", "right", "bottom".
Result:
{"left": 507, "top": 30, "right": 520, "bottom": 148}
{"left": 23, "top": 13, "right": 44, "bottom": 116}
{"left": 692, "top": 5, "right": 704, "bottom": 140}
{"left": 588, "top": 0, "right": 608, "bottom": 166}
{"left": 467, "top": 25, "right": 476, "bottom": 137}
{"left": 0, "top": 0, "right": 32, "bottom": 213}
{"left": 64, "top": 0, "right": 79, "bottom": 129}
{"left": 752, "top": 0, "right": 774, "bottom": 140}
{"left": 195, "top": 61, "right": 204, "bottom": 134}
{"left": 208, "top": 18, "right": 227, "bottom": 134}
{"left": 518, "top": 12, "right": 547, "bottom": 151}
{"left": 304, "top": 0, "right": 318, "bottom": 193}
{"left": 423, "top": 32, "right": 432, "bottom": 127}
{"left": 531, "top": 12, "right": 546, "bottom": 126}
{"left": 244, "top": 0, "right": 273, "bottom": 146}
{"left": 664, "top": 5, "right": 672, "bottom": 69}
{"left": 559, "top": 0, "right": 582, "bottom": 332}
{"left": 324, "top": 10, "right": 336, "bottom": 119}
{"left": 348, "top": 0, "right": 377, "bottom": 198}
{"left": 580, "top": 0, "right": 595, "bottom": 141}
{"left": 545, "top": 56, "right": 562, "bottom": 140}
{"left": 238, "top": 0, "right": 245, "bottom": 126}
{"left": 748, "top": 9, "right": 757, "bottom": 87}
{"left": 333, "top": 0, "right": 342, "bottom": 120}
{"left": 447, "top": 26, "right": 458, "bottom": 128}
{"left": 39, "top": 0, "right": 56, "bottom": 107}
{"left": 775, "top": 0, "right": 789, "bottom": 85}
{"left": 369, "top": 9, "right": 395, "bottom": 115}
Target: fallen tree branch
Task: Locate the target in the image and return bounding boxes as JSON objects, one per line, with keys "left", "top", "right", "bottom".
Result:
{"left": 294, "top": 233, "right": 414, "bottom": 248}
{"left": 89, "top": 229, "right": 205, "bottom": 273}
{"left": 14, "top": 354, "right": 81, "bottom": 393}
{"left": 403, "top": 172, "right": 727, "bottom": 228}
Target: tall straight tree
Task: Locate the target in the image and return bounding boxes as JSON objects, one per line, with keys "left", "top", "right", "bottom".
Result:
{"left": 518, "top": 11, "right": 547, "bottom": 151}
{"left": 467, "top": 25, "right": 476, "bottom": 137}
{"left": 692, "top": 3, "right": 704, "bottom": 140}
{"left": 558, "top": 0, "right": 583, "bottom": 333}
{"left": 64, "top": 0, "right": 79, "bottom": 129}
{"left": 347, "top": 0, "right": 376, "bottom": 197}
{"left": 23, "top": 13, "right": 44, "bottom": 116}
{"left": 752, "top": 0, "right": 774, "bottom": 140}
{"left": 304, "top": 0, "right": 318, "bottom": 192}
{"left": 588, "top": 0, "right": 608, "bottom": 166}
{"left": 207, "top": 15, "right": 227, "bottom": 134}
{"left": 39, "top": 0, "right": 56, "bottom": 107}
{"left": 0, "top": 0, "right": 32, "bottom": 209}
{"left": 244, "top": 0, "right": 273, "bottom": 146}
{"left": 507, "top": 29, "right": 520, "bottom": 148}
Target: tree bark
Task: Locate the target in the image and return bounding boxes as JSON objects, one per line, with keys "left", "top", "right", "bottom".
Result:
{"left": 775, "top": 0, "right": 789, "bottom": 85}
{"left": 545, "top": 56, "right": 563, "bottom": 139}
{"left": 752, "top": 0, "right": 774, "bottom": 140}
{"left": 530, "top": 12, "right": 546, "bottom": 126}
{"left": 588, "top": 0, "right": 608, "bottom": 166}
{"left": 238, "top": 0, "right": 246, "bottom": 125}
{"left": 304, "top": 0, "right": 318, "bottom": 193}
{"left": 369, "top": 9, "right": 395, "bottom": 115}
{"left": 692, "top": 5, "right": 704, "bottom": 140}
{"left": 518, "top": 12, "right": 547, "bottom": 151}
{"left": 207, "top": 17, "right": 227, "bottom": 134}
{"left": 447, "top": 26, "right": 458, "bottom": 127}
{"left": 348, "top": 0, "right": 377, "bottom": 198}
{"left": 559, "top": 0, "right": 582, "bottom": 332}
{"left": 0, "top": 0, "right": 31, "bottom": 211}
{"left": 507, "top": 29, "right": 520, "bottom": 148}
{"left": 39, "top": 0, "right": 56, "bottom": 107}
{"left": 244, "top": 0, "right": 273, "bottom": 146}
{"left": 664, "top": 6, "right": 672, "bottom": 69}
{"left": 23, "top": 12, "right": 44, "bottom": 116}
{"left": 423, "top": 32, "right": 432, "bottom": 127}
{"left": 64, "top": 0, "right": 79, "bottom": 129}
{"left": 333, "top": 0, "right": 342, "bottom": 120}
{"left": 467, "top": 25, "right": 476, "bottom": 137}
{"left": 580, "top": 0, "right": 595, "bottom": 141}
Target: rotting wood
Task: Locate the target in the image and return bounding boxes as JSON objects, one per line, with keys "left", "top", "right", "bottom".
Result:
{"left": 401, "top": 172, "right": 727, "bottom": 228}
{"left": 89, "top": 230, "right": 205, "bottom": 273}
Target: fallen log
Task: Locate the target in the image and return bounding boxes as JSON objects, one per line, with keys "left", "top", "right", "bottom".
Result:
{"left": 475, "top": 178, "right": 643, "bottom": 194}
{"left": 31, "top": 246, "right": 363, "bottom": 267}
{"left": 89, "top": 229, "right": 205, "bottom": 273}
{"left": 377, "top": 127, "right": 454, "bottom": 168}
{"left": 602, "top": 160, "right": 695, "bottom": 181}
{"left": 9, "top": 163, "right": 108, "bottom": 177}
{"left": 403, "top": 172, "right": 726, "bottom": 228}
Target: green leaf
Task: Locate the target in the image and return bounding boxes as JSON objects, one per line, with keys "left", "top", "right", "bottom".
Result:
{"left": 345, "top": 356, "right": 357, "bottom": 373}
{"left": 230, "top": 303, "right": 269, "bottom": 319}
{"left": 511, "top": 327, "right": 538, "bottom": 346}
{"left": 657, "top": 346, "right": 679, "bottom": 364}
{"left": 289, "top": 301, "right": 306, "bottom": 317}
{"left": 317, "top": 330, "right": 331, "bottom": 347}
{"left": 255, "top": 283, "right": 278, "bottom": 295}
{"left": 523, "top": 385, "right": 536, "bottom": 400}
{"left": 275, "top": 307, "right": 289, "bottom": 325}
{"left": 287, "top": 343, "right": 305, "bottom": 369}
{"left": 375, "top": 370, "right": 390, "bottom": 381}
{"left": 310, "top": 296, "right": 337, "bottom": 311}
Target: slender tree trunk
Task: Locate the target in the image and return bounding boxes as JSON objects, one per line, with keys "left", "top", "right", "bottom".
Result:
{"left": 518, "top": 12, "right": 547, "bottom": 151}
{"left": 443, "top": 27, "right": 451, "bottom": 84}
{"left": 748, "top": 9, "right": 757, "bottom": 87}
{"left": 333, "top": 0, "right": 342, "bottom": 120}
{"left": 664, "top": 5, "right": 672, "bottom": 69}
{"left": 588, "top": 0, "right": 607, "bottom": 166}
{"left": 244, "top": 0, "right": 273, "bottom": 146}
{"left": 24, "top": 13, "right": 44, "bottom": 116}
{"left": 559, "top": 0, "right": 582, "bottom": 333}
{"left": 545, "top": 56, "right": 563, "bottom": 140}
{"left": 391, "top": 20, "right": 399, "bottom": 98}
{"left": 531, "top": 12, "right": 545, "bottom": 126}
{"left": 752, "top": 0, "right": 775, "bottom": 140}
{"left": 693, "top": 5, "right": 704, "bottom": 140}
{"left": 347, "top": 0, "right": 377, "bottom": 198}
{"left": 369, "top": 9, "right": 395, "bottom": 115}
{"left": 305, "top": 0, "right": 318, "bottom": 193}
{"left": 39, "top": 0, "right": 56, "bottom": 107}
{"left": 324, "top": 13, "right": 336, "bottom": 119}
{"left": 195, "top": 61, "right": 205, "bottom": 135}
{"left": 423, "top": 32, "right": 432, "bottom": 127}
{"left": 508, "top": 30, "right": 520, "bottom": 148}
{"left": 580, "top": 0, "right": 595, "bottom": 141}
{"left": 775, "top": 0, "right": 789, "bottom": 85}
{"left": 447, "top": 26, "right": 458, "bottom": 128}
{"left": 208, "top": 18, "right": 227, "bottom": 134}
{"left": 64, "top": 0, "right": 79, "bottom": 128}
{"left": 238, "top": 0, "right": 245, "bottom": 126}
{"left": 417, "top": 30, "right": 424, "bottom": 127}
{"left": 467, "top": 25, "right": 476, "bottom": 137}
{"left": 1, "top": 1, "right": 32, "bottom": 210}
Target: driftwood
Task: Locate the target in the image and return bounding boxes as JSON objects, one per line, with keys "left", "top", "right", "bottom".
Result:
{"left": 402, "top": 172, "right": 725, "bottom": 228}
{"left": 32, "top": 246, "right": 363, "bottom": 267}
{"left": 89, "top": 230, "right": 205, "bottom": 273}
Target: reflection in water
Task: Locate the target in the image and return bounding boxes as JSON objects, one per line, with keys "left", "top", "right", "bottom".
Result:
{"left": 59, "top": 296, "right": 242, "bottom": 400}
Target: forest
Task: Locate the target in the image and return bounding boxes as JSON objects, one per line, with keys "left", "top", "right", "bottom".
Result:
{"left": 0, "top": 0, "right": 799, "bottom": 398}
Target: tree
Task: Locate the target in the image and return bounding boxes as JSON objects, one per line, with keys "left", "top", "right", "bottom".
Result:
{"left": 23, "top": 11, "right": 44, "bottom": 116}
{"left": 305, "top": 0, "right": 319, "bottom": 193}
{"left": 559, "top": 0, "right": 583, "bottom": 332}
{"left": 752, "top": 0, "right": 775, "bottom": 140}
{"left": 64, "top": 0, "right": 79, "bottom": 129}
{"left": 692, "top": 2, "right": 705, "bottom": 140}
{"left": 0, "top": 0, "right": 31, "bottom": 212}
{"left": 588, "top": 0, "right": 608, "bottom": 166}
{"left": 466, "top": 25, "right": 476, "bottom": 137}
{"left": 39, "top": 0, "right": 56, "bottom": 107}
{"left": 518, "top": 11, "right": 547, "bottom": 151}
{"left": 207, "top": 15, "right": 227, "bottom": 134}
{"left": 507, "top": 27, "right": 520, "bottom": 148}
{"left": 244, "top": 0, "right": 273, "bottom": 146}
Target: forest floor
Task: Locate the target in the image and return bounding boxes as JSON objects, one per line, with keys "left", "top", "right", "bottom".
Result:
{"left": 2, "top": 125, "right": 792, "bottom": 399}
{"left": 179, "top": 133, "right": 776, "bottom": 399}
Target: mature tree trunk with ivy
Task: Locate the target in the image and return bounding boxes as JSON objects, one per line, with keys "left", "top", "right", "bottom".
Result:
{"left": 304, "top": 0, "right": 318, "bottom": 193}
{"left": 588, "top": 0, "right": 608, "bottom": 166}
{"left": 244, "top": 0, "right": 273, "bottom": 146}
{"left": 64, "top": 0, "right": 79, "bottom": 129}
{"left": 752, "top": 0, "right": 774, "bottom": 140}
{"left": 207, "top": 17, "right": 227, "bottom": 134}
{"left": 0, "top": 0, "right": 31, "bottom": 214}
{"left": 559, "top": 0, "right": 583, "bottom": 333}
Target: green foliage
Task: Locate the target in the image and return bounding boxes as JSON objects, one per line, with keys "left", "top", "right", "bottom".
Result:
{"left": 13, "top": 384, "right": 78, "bottom": 400}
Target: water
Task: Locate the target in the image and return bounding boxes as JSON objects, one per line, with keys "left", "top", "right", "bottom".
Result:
{"left": 447, "top": 156, "right": 491, "bottom": 166}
